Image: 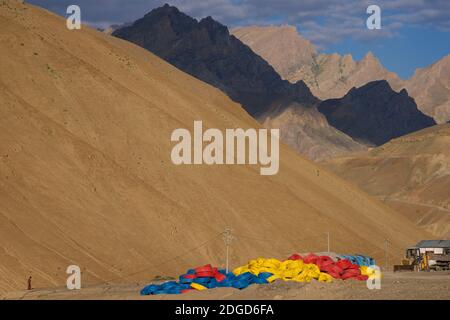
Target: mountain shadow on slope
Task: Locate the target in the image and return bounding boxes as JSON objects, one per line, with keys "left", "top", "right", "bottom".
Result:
{"left": 112, "top": 4, "right": 318, "bottom": 117}
{"left": 318, "top": 80, "right": 437, "bottom": 145}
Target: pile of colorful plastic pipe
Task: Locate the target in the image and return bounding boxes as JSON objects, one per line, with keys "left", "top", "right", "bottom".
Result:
{"left": 140, "top": 265, "right": 271, "bottom": 295}
{"left": 287, "top": 253, "right": 372, "bottom": 280}
{"left": 140, "top": 253, "right": 377, "bottom": 295}
{"left": 338, "top": 254, "right": 375, "bottom": 267}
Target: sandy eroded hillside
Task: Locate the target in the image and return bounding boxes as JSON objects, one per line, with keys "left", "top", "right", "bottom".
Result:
{"left": 324, "top": 125, "right": 450, "bottom": 237}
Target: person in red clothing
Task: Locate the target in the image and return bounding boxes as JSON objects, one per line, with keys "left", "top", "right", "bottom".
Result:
{"left": 27, "top": 276, "right": 32, "bottom": 290}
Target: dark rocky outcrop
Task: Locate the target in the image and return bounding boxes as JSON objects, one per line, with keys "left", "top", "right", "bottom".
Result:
{"left": 113, "top": 4, "right": 317, "bottom": 117}
{"left": 318, "top": 80, "right": 437, "bottom": 145}
{"left": 112, "top": 5, "right": 436, "bottom": 159}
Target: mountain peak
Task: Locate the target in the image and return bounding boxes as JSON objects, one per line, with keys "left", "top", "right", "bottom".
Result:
{"left": 364, "top": 79, "right": 392, "bottom": 90}
{"left": 231, "top": 25, "right": 317, "bottom": 81}
{"left": 199, "top": 15, "right": 226, "bottom": 28}
{"left": 319, "top": 79, "right": 436, "bottom": 145}
{"left": 147, "top": 3, "right": 180, "bottom": 16}
{"left": 138, "top": 4, "right": 197, "bottom": 28}
{"left": 201, "top": 15, "right": 214, "bottom": 22}
{"left": 113, "top": 5, "right": 317, "bottom": 117}
{"left": 343, "top": 53, "right": 354, "bottom": 61}
{"left": 348, "top": 80, "right": 413, "bottom": 101}
{"left": 399, "top": 88, "right": 409, "bottom": 96}
{"left": 361, "top": 51, "right": 379, "bottom": 64}
{"left": 404, "top": 53, "right": 450, "bottom": 123}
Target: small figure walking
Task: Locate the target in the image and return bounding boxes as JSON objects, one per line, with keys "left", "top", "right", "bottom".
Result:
{"left": 27, "top": 276, "right": 32, "bottom": 290}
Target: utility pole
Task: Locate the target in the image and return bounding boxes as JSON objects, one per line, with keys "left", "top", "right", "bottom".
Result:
{"left": 327, "top": 232, "right": 330, "bottom": 253}
{"left": 223, "top": 227, "right": 233, "bottom": 274}
{"left": 384, "top": 238, "right": 390, "bottom": 271}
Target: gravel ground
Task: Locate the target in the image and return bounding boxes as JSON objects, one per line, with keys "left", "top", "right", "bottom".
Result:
{"left": 2, "top": 271, "right": 449, "bottom": 300}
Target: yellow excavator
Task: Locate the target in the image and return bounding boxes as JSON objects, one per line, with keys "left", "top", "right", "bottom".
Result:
{"left": 395, "top": 247, "right": 450, "bottom": 272}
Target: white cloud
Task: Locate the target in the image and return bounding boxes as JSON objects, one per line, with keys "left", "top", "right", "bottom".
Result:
{"left": 28, "top": 0, "right": 450, "bottom": 47}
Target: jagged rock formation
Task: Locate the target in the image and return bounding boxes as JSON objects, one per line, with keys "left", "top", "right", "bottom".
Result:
{"left": 113, "top": 5, "right": 317, "bottom": 117}
{"left": 318, "top": 81, "right": 436, "bottom": 145}
{"left": 232, "top": 25, "right": 449, "bottom": 124}
{"left": 400, "top": 54, "right": 450, "bottom": 124}
{"left": 232, "top": 25, "right": 317, "bottom": 82}
{"left": 112, "top": 5, "right": 364, "bottom": 160}
{"left": 232, "top": 26, "right": 401, "bottom": 100}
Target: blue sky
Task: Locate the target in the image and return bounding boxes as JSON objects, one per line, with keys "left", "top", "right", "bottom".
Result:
{"left": 327, "top": 26, "right": 450, "bottom": 79}
{"left": 28, "top": 0, "right": 450, "bottom": 79}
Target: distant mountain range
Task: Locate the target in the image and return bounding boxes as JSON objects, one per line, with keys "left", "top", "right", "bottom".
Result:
{"left": 232, "top": 26, "right": 402, "bottom": 100}
{"left": 113, "top": 5, "right": 316, "bottom": 118}
{"left": 232, "top": 25, "right": 450, "bottom": 124}
{"left": 112, "top": 4, "right": 364, "bottom": 160}
{"left": 113, "top": 5, "right": 437, "bottom": 158}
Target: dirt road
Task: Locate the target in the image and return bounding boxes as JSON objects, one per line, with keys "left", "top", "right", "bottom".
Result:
{"left": 2, "top": 271, "right": 449, "bottom": 300}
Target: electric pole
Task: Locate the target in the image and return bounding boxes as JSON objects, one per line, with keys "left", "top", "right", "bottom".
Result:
{"left": 384, "top": 238, "right": 390, "bottom": 271}
{"left": 327, "top": 232, "right": 330, "bottom": 253}
{"left": 223, "top": 227, "right": 233, "bottom": 274}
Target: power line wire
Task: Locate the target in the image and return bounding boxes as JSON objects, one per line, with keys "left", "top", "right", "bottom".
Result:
{"left": 234, "top": 232, "right": 326, "bottom": 244}
{"left": 91, "top": 232, "right": 224, "bottom": 286}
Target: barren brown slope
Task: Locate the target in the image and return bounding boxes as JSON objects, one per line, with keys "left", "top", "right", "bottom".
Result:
{"left": 260, "top": 104, "right": 367, "bottom": 161}
{"left": 0, "top": 1, "right": 428, "bottom": 294}
{"left": 323, "top": 124, "right": 450, "bottom": 238}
